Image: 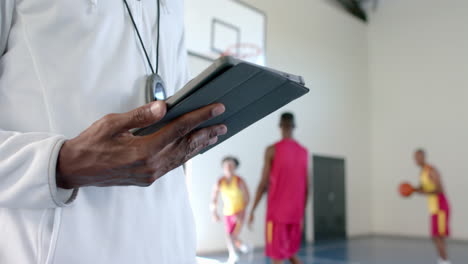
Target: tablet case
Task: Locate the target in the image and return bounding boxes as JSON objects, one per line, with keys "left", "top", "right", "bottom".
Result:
{"left": 133, "top": 62, "right": 309, "bottom": 154}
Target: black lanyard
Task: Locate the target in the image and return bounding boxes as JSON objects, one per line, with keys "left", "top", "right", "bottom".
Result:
{"left": 122, "top": 0, "right": 160, "bottom": 75}
{"left": 123, "top": 0, "right": 166, "bottom": 102}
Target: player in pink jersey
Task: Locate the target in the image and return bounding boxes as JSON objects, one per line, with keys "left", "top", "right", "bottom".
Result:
{"left": 248, "top": 112, "right": 308, "bottom": 264}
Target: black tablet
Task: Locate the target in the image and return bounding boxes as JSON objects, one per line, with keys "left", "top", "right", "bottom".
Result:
{"left": 133, "top": 56, "right": 309, "bottom": 154}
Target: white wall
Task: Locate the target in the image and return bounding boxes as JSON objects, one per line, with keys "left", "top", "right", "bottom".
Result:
{"left": 369, "top": 0, "right": 468, "bottom": 239}
{"left": 188, "top": 0, "right": 372, "bottom": 253}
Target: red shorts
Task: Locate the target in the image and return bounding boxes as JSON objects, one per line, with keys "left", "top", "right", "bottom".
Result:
{"left": 430, "top": 193, "right": 450, "bottom": 237}
{"left": 265, "top": 220, "right": 302, "bottom": 260}
{"left": 431, "top": 210, "right": 450, "bottom": 237}
{"left": 224, "top": 214, "right": 242, "bottom": 235}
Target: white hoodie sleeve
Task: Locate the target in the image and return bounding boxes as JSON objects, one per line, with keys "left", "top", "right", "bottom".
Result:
{"left": 0, "top": 2, "right": 78, "bottom": 209}
{"left": 0, "top": 132, "right": 78, "bottom": 208}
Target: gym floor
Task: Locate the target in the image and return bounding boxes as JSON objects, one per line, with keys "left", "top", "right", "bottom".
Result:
{"left": 198, "top": 236, "right": 466, "bottom": 264}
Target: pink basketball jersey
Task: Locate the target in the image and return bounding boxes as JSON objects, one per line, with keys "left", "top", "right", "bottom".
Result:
{"left": 267, "top": 139, "right": 308, "bottom": 223}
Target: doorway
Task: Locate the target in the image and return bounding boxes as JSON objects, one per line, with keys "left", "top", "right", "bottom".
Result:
{"left": 313, "top": 155, "right": 347, "bottom": 241}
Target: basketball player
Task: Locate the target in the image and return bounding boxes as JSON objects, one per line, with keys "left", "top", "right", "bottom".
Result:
{"left": 249, "top": 113, "right": 308, "bottom": 264}
{"left": 211, "top": 156, "right": 250, "bottom": 264}
{"left": 414, "top": 149, "right": 451, "bottom": 264}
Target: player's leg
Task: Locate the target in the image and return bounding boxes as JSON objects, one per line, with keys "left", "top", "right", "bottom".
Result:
{"left": 231, "top": 214, "right": 242, "bottom": 246}
{"left": 286, "top": 223, "right": 303, "bottom": 264}
{"left": 231, "top": 212, "right": 250, "bottom": 253}
{"left": 225, "top": 236, "right": 239, "bottom": 264}
{"left": 432, "top": 237, "right": 448, "bottom": 261}
{"left": 431, "top": 211, "right": 451, "bottom": 264}
{"left": 224, "top": 216, "right": 239, "bottom": 263}
{"left": 232, "top": 234, "right": 248, "bottom": 254}
{"left": 289, "top": 255, "right": 303, "bottom": 264}
{"left": 271, "top": 259, "right": 284, "bottom": 264}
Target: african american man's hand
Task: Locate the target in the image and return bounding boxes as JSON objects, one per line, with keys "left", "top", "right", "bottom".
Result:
{"left": 56, "top": 101, "right": 227, "bottom": 189}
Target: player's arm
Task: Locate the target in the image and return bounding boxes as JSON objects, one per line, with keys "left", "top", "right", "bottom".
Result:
{"left": 414, "top": 183, "right": 432, "bottom": 195}
{"left": 427, "top": 168, "right": 443, "bottom": 194}
{"left": 414, "top": 185, "right": 424, "bottom": 194}
{"left": 239, "top": 177, "right": 250, "bottom": 208}
{"left": 210, "top": 180, "right": 221, "bottom": 222}
{"left": 248, "top": 145, "right": 274, "bottom": 227}
{"left": 305, "top": 156, "right": 311, "bottom": 208}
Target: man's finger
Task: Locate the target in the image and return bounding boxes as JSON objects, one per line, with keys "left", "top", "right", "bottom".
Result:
{"left": 161, "top": 125, "right": 225, "bottom": 166}
{"left": 177, "top": 125, "right": 226, "bottom": 154}
{"left": 145, "top": 125, "right": 226, "bottom": 180}
{"left": 102, "top": 101, "right": 167, "bottom": 134}
{"left": 144, "top": 103, "right": 225, "bottom": 151}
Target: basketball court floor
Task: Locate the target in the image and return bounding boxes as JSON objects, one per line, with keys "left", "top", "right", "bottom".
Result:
{"left": 198, "top": 236, "right": 466, "bottom": 264}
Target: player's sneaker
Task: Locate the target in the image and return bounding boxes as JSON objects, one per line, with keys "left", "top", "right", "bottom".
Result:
{"left": 226, "top": 254, "right": 239, "bottom": 264}
{"left": 238, "top": 243, "right": 250, "bottom": 254}
{"left": 438, "top": 259, "right": 451, "bottom": 264}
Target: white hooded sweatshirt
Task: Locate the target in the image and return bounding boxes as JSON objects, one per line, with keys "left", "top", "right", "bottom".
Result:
{"left": 0, "top": 0, "right": 196, "bottom": 263}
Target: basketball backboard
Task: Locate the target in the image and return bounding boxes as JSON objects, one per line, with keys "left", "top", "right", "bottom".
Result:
{"left": 185, "top": 0, "right": 266, "bottom": 66}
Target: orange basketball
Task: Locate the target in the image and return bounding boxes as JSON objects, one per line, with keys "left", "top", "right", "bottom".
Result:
{"left": 399, "top": 182, "right": 414, "bottom": 197}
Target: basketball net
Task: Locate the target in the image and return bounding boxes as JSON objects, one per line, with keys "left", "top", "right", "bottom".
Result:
{"left": 221, "top": 42, "right": 264, "bottom": 65}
